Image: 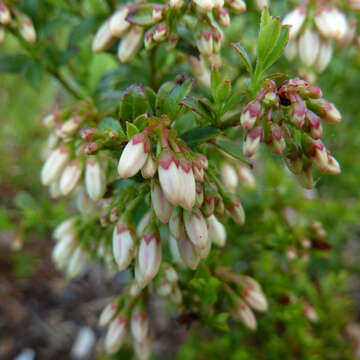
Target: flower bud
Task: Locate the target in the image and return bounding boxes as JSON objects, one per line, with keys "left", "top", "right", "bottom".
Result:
{"left": 152, "top": 6, "right": 165, "bottom": 21}
{"left": 282, "top": 6, "right": 306, "bottom": 40}
{"left": 196, "top": 29, "right": 213, "bottom": 56}
{"left": 254, "top": 0, "right": 268, "bottom": 10}
{"left": 158, "top": 150, "right": 182, "bottom": 206}
{"left": 212, "top": 29, "right": 223, "bottom": 54}
{"left": 169, "top": 235, "right": 186, "bottom": 267}
{"left": 314, "top": 7, "right": 348, "bottom": 40}
{"left": 153, "top": 24, "right": 168, "bottom": 42}
{"left": 291, "top": 96, "right": 306, "bottom": 128}
{"left": 169, "top": 207, "right": 183, "bottom": 240}
{"left": 164, "top": 265, "right": 179, "bottom": 283}
{"left": 304, "top": 302, "right": 319, "bottom": 323}
{"left": 298, "top": 167, "right": 315, "bottom": 190}
{"left": 207, "top": 214, "right": 226, "bottom": 247}
{"left": 60, "top": 160, "right": 82, "bottom": 196}
{"left": 178, "top": 159, "right": 196, "bottom": 210}
{"left": 184, "top": 209, "right": 209, "bottom": 251}
{"left": 151, "top": 181, "right": 173, "bottom": 223}
{"left": 157, "top": 281, "right": 172, "bottom": 296}
{"left": 326, "top": 154, "right": 341, "bottom": 174}
{"left": 221, "top": 162, "right": 238, "bottom": 193}
{"left": 118, "top": 133, "right": 150, "bottom": 178}
{"left": 131, "top": 309, "right": 149, "bottom": 342}
{"left": 241, "top": 101, "right": 261, "bottom": 131}
{"left": 298, "top": 28, "right": 320, "bottom": 67}
{"left": 195, "top": 184, "right": 204, "bottom": 208}
{"left": 133, "top": 336, "right": 152, "bottom": 360}
{"left": 67, "top": 246, "right": 87, "bottom": 278}
{"left": 242, "top": 285, "right": 268, "bottom": 312}
{"left": 136, "top": 211, "right": 152, "bottom": 237}
{"left": 194, "top": 0, "right": 214, "bottom": 12}
{"left": 141, "top": 153, "right": 156, "bottom": 179}
{"left": 53, "top": 218, "right": 76, "bottom": 241}
{"left": 18, "top": 15, "right": 36, "bottom": 43}
{"left": 0, "top": 3, "right": 10, "bottom": 25}
{"left": 144, "top": 31, "right": 155, "bottom": 50}
{"left": 228, "top": 198, "right": 245, "bottom": 225}
{"left": 41, "top": 146, "right": 70, "bottom": 185}
{"left": 285, "top": 150, "right": 303, "bottom": 175}
{"left": 309, "top": 140, "right": 329, "bottom": 172}
{"left": 192, "top": 160, "right": 204, "bottom": 182}
{"left": 226, "top": 0, "right": 247, "bottom": 13}
{"left": 237, "top": 166, "right": 256, "bottom": 189}
{"left": 58, "top": 116, "right": 82, "bottom": 137}
{"left": 118, "top": 26, "right": 143, "bottom": 63}
{"left": 306, "top": 110, "right": 322, "bottom": 140}
{"left": 112, "top": 222, "right": 135, "bottom": 271}
{"left": 99, "top": 301, "right": 118, "bottom": 327}
{"left": 52, "top": 233, "right": 76, "bottom": 269}
{"left": 169, "top": 0, "right": 184, "bottom": 9}
{"left": 177, "top": 232, "right": 200, "bottom": 270}
{"left": 105, "top": 316, "right": 128, "bottom": 355}
{"left": 315, "top": 40, "right": 332, "bottom": 73}
{"left": 109, "top": 6, "right": 131, "bottom": 37}
{"left": 92, "top": 21, "right": 115, "bottom": 53}
{"left": 285, "top": 39, "right": 298, "bottom": 61}
{"left": 318, "top": 100, "right": 342, "bottom": 123}
{"left": 234, "top": 300, "right": 257, "bottom": 330}
{"left": 202, "top": 193, "right": 215, "bottom": 217}
{"left": 216, "top": 9, "right": 230, "bottom": 28}
{"left": 188, "top": 56, "right": 211, "bottom": 88}
{"left": 85, "top": 156, "right": 106, "bottom": 201}
{"left": 243, "top": 126, "right": 263, "bottom": 158}
{"left": 268, "top": 124, "right": 285, "bottom": 155}
{"left": 214, "top": 194, "right": 225, "bottom": 216}
{"left": 136, "top": 233, "right": 162, "bottom": 288}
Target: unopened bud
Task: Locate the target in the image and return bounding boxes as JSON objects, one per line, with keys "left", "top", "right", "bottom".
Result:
{"left": 151, "top": 180, "right": 173, "bottom": 223}
{"left": 228, "top": 198, "right": 245, "bottom": 225}
{"left": 241, "top": 101, "right": 261, "bottom": 131}
{"left": 242, "top": 284, "right": 268, "bottom": 312}
{"left": 41, "top": 146, "right": 70, "bottom": 185}
{"left": 207, "top": 214, "right": 226, "bottom": 247}
{"left": 131, "top": 309, "right": 149, "bottom": 343}
{"left": 0, "top": 3, "right": 10, "bottom": 25}
{"left": 105, "top": 316, "right": 128, "bottom": 355}
{"left": 234, "top": 300, "right": 257, "bottom": 330}
{"left": 243, "top": 126, "right": 263, "bottom": 158}
{"left": 92, "top": 21, "right": 115, "bottom": 53}
{"left": 99, "top": 301, "right": 118, "bottom": 327}
{"left": 18, "top": 15, "right": 36, "bottom": 43}
{"left": 216, "top": 9, "right": 230, "bottom": 28}
{"left": 298, "top": 28, "right": 320, "bottom": 67}
{"left": 184, "top": 209, "right": 209, "bottom": 251}
{"left": 177, "top": 232, "right": 201, "bottom": 270}
{"left": 194, "top": 0, "right": 214, "bottom": 12}
{"left": 178, "top": 159, "right": 196, "bottom": 211}
{"left": 85, "top": 156, "right": 106, "bottom": 201}
{"left": 282, "top": 6, "right": 306, "bottom": 40}
{"left": 221, "top": 162, "right": 238, "bottom": 193}
{"left": 237, "top": 166, "right": 256, "bottom": 189}
{"left": 169, "top": 207, "right": 183, "bottom": 240}
{"left": 268, "top": 124, "right": 285, "bottom": 155}
{"left": 118, "top": 26, "right": 143, "bottom": 63}
{"left": 226, "top": 0, "right": 246, "bottom": 13}
{"left": 112, "top": 222, "right": 135, "bottom": 271}
{"left": 53, "top": 218, "right": 76, "bottom": 241}
{"left": 109, "top": 6, "right": 131, "bottom": 37}
{"left": 152, "top": 6, "right": 164, "bottom": 21}
{"left": 59, "top": 160, "right": 82, "bottom": 196}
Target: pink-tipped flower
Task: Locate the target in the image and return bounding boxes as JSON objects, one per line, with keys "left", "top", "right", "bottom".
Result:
{"left": 169, "top": 235, "right": 186, "bottom": 267}
{"left": 177, "top": 232, "right": 201, "bottom": 270}
{"left": 158, "top": 150, "right": 182, "bottom": 206}
{"left": 133, "top": 336, "right": 152, "bottom": 360}
{"left": 298, "top": 28, "right": 320, "bottom": 67}
{"left": 306, "top": 110, "right": 323, "bottom": 140}
{"left": 269, "top": 124, "right": 286, "bottom": 155}
{"left": 170, "top": 0, "right": 185, "bottom": 9}
{"left": 309, "top": 140, "right": 329, "bottom": 172}
{"left": 136, "top": 233, "right": 162, "bottom": 288}
{"left": 53, "top": 218, "right": 76, "bottom": 241}
{"left": 214, "top": 195, "right": 225, "bottom": 216}
{"left": 151, "top": 181, "right": 173, "bottom": 223}
{"left": 41, "top": 146, "right": 70, "bottom": 185}
{"left": 109, "top": 6, "right": 131, "bottom": 37}
{"left": 118, "top": 133, "right": 150, "bottom": 178}
{"left": 136, "top": 211, "right": 152, "bottom": 237}
{"left": 92, "top": 20, "right": 115, "bottom": 52}
{"left": 326, "top": 154, "right": 341, "bottom": 174}
{"left": 0, "top": 3, "right": 11, "bottom": 25}
{"left": 226, "top": 0, "right": 246, "bottom": 13}
{"left": 164, "top": 265, "right": 179, "bottom": 283}
{"left": 217, "top": 9, "right": 230, "bottom": 28}
{"left": 169, "top": 207, "right": 183, "bottom": 240}
{"left": 202, "top": 193, "right": 215, "bottom": 217}
{"left": 141, "top": 153, "right": 156, "bottom": 179}
{"left": 315, "top": 7, "right": 348, "bottom": 41}
{"left": 67, "top": 246, "right": 88, "bottom": 278}
{"left": 144, "top": 31, "right": 155, "bottom": 50}
{"left": 242, "top": 284, "right": 268, "bottom": 312}
{"left": 316, "top": 39, "right": 333, "bottom": 73}
{"left": 196, "top": 29, "right": 213, "bottom": 56}
{"left": 118, "top": 26, "right": 143, "bottom": 63}
{"left": 207, "top": 214, "right": 226, "bottom": 247}
{"left": 58, "top": 116, "right": 82, "bottom": 137}
{"left": 234, "top": 300, "right": 257, "bottom": 330}
{"left": 228, "top": 198, "right": 245, "bottom": 225}
{"left": 282, "top": 6, "right": 306, "bottom": 40}
{"left": 184, "top": 209, "right": 209, "bottom": 251}
{"left": 152, "top": 6, "right": 165, "bottom": 21}
{"left": 221, "top": 162, "right": 238, "bottom": 193}
{"left": 18, "top": 15, "right": 36, "bottom": 43}
{"left": 131, "top": 309, "right": 149, "bottom": 343}
{"left": 153, "top": 24, "right": 168, "bottom": 42}
{"left": 193, "top": 0, "right": 214, "bottom": 12}
{"left": 291, "top": 96, "right": 306, "bottom": 128}
{"left": 59, "top": 160, "right": 82, "bottom": 196}
{"left": 195, "top": 184, "right": 204, "bottom": 208}
{"left": 319, "top": 100, "right": 342, "bottom": 124}
{"left": 243, "top": 126, "right": 263, "bottom": 158}
{"left": 52, "top": 233, "right": 77, "bottom": 269}
{"left": 237, "top": 166, "right": 256, "bottom": 189}
{"left": 285, "top": 40, "right": 298, "bottom": 61}
{"left": 99, "top": 301, "right": 118, "bottom": 327}
{"left": 192, "top": 160, "right": 204, "bottom": 182}
{"left": 178, "top": 159, "right": 196, "bottom": 211}
{"left": 85, "top": 156, "right": 106, "bottom": 201}
{"left": 105, "top": 316, "right": 128, "bottom": 354}
{"left": 112, "top": 222, "right": 135, "bottom": 271}
{"left": 241, "top": 101, "right": 261, "bottom": 131}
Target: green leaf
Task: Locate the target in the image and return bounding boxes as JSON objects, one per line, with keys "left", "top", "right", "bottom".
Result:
{"left": 211, "top": 313, "right": 230, "bottom": 332}
{"left": 230, "top": 43, "right": 253, "bottom": 75}
{"left": 181, "top": 126, "right": 221, "bottom": 145}
{"left": 126, "top": 122, "right": 140, "bottom": 139}
{"left": 260, "top": 7, "right": 272, "bottom": 29}
{"left": 120, "top": 85, "right": 148, "bottom": 122}
{"left": 99, "top": 117, "right": 121, "bottom": 132}
{"left": 0, "top": 55, "right": 32, "bottom": 73}
{"left": 22, "top": 60, "right": 43, "bottom": 89}
{"left": 189, "top": 267, "right": 220, "bottom": 307}
{"left": 180, "top": 96, "right": 213, "bottom": 122}
{"left": 257, "top": 18, "right": 281, "bottom": 66}
{"left": 126, "top": 4, "right": 156, "bottom": 26}
{"left": 211, "top": 66, "right": 222, "bottom": 100}
{"left": 145, "top": 87, "right": 156, "bottom": 115}
{"left": 216, "top": 80, "right": 231, "bottom": 104}
{"left": 211, "top": 67, "right": 231, "bottom": 104}
{"left": 155, "top": 81, "right": 175, "bottom": 116}
{"left": 68, "top": 17, "right": 99, "bottom": 45}
{"left": 133, "top": 114, "right": 148, "bottom": 132}
{"left": 262, "top": 25, "right": 289, "bottom": 72}
{"left": 222, "top": 92, "right": 244, "bottom": 114}
{"left": 215, "top": 138, "right": 251, "bottom": 165}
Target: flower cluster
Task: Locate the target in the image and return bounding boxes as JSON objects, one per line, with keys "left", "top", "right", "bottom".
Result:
{"left": 0, "top": 0, "right": 36, "bottom": 44}
{"left": 282, "top": 2, "right": 356, "bottom": 72}
{"left": 240, "top": 77, "right": 341, "bottom": 188}
{"left": 92, "top": 0, "right": 247, "bottom": 64}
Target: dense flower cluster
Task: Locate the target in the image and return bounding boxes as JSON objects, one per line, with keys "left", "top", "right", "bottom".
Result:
{"left": 240, "top": 77, "right": 341, "bottom": 188}
{"left": 0, "top": 0, "right": 36, "bottom": 43}
{"left": 92, "top": 0, "right": 247, "bottom": 64}
{"left": 282, "top": 1, "right": 356, "bottom": 72}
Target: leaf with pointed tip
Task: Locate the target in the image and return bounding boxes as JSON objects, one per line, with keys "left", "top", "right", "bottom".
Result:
{"left": 181, "top": 126, "right": 221, "bottom": 145}
{"left": 230, "top": 43, "right": 253, "bottom": 75}
{"left": 215, "top": 138, "right": 251, "bottom": 165}
{"left": 120, "top": 85, "right": 148, "bottom": 122}
{"left": 180, "top": 96, "right": 213, "bottom": 122}
{"left": 126, "top": 122, "right": 140, "bottom": 139}
{"left": 126, "top": 4, "right": 156, "bottom": 26}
